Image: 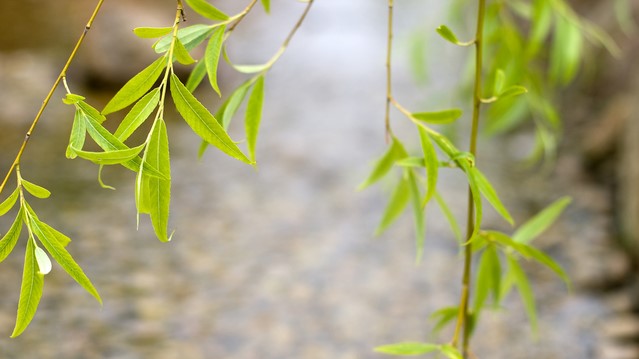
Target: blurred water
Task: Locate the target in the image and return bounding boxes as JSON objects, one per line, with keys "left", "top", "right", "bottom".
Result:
{"left": 0, "top": 1, "right": 616, "bottom": 358}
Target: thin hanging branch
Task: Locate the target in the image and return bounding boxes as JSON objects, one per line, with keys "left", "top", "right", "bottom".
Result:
{"left": 0, "top": 0, "right": 106, "bottom": 196}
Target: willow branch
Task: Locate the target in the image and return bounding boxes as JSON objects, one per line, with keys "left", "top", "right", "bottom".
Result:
{"left": 0, "top": 0, "right": 106, "bottom": 196}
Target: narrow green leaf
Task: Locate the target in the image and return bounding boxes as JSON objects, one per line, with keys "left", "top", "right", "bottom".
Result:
{"left": 458, "top": 162, "right": 482, "bottom": 240}
{"left": 173, "top": 38, "right": 197, "bottom": 65}
{"left": 413, "top": 109, "right": 463, "bottom": 124}
{"left": 34, "top": 246, "right": 52, "bottom": 275}
{"left": 29, "top": 214, "right": 101, "bottom": 305}
{"left": 408, "top": 170, "right": 425, "bottom": 263}
{"left": 154, "top": 24, "right": 215, "bottom": 54}
{"left": 518, "top": 243, "right": 569, "bottom": 285}
{"left": 374, "top": 342, "right": 439, "bottom": 356}
{"left": 434, "top": 192, "right": 462, "bottom": 243}
{"left": 83, "top": 113, "right": 166, "bottom": 179}
{"left": 184, "top": 0, "right": 229, "bottom": 21}
{"left": 417, "top": 127, "right": 438, "bottom": 203}
{"left": 375, "top": 176, "right": 410, "bottom": 236}
{"left": 396, "top": 157, "right": 425, "bottom": 168}
{"left": 508, "top": 254, "right": 537, "bottom": 332}
{"left": 77, "top": 101, "right": 106, "bottom": 124}
{"left": 440, "top": 344, "right": 463, "bottom": 359}
{"left": 473, "top": 244, "right": 501, "bottom": 313}
{"left": 11, "top": 238, "right": 44, "bottom": 338}
{"left": 145, "top": 119, "right": 172, "bottom": 242}
{"left": 205, "top": 25, "right": 226, "bottom": 96}
{"left": 114, "top": 88, "right": 161, "bottom": 141}
{"left": 261, "top": 0, "right": 270, "bottom": 13}
{"left": 436, "top": 25, "right": 460, "bottom": 45}
{"left": 430, "top": 306, "right": 459, "bottom": 334}
{"left": 133, "top": 27, "right": 173, "bottom": 39}
{"left": 220, "top": 80, "right": 252, "bottom": 129}
{"left": 513, "top": 196, "right": 571, "bottom": 244}
{"left": 21, "top": 180, "right": 51, "bottom": 199}
{"left": 186, "top": 59, "right": 208, "bottom": 92}
{"left": 66, "top": 109, "right": 87, "bottom": 159}
{"left": 0, "top": 208, "right": 23, "bottom": 263}
{"left": 245, "top": 75, "right": 265, "bottom": 163}
{"left": 62, "top": 93, "right": 85, "bottom": 105}
{"left": 0, "top": 187, "right": 20, "bottom": 216}
{"left": 72, "top": 143, "right": 146, "bottom": 165}
{"left": 498, "top": 85, "right": 528, "bottom": 100}
{"left": 36, "top": 220, "right": 71, "bottom": 247}
{"left": 102, "top": 57, "right": 166, "bottom": 115}
{"left": 358, "top": 137, "right": 408, "bottom": 190}
{"left": 493, "top": 69, "right": 505, "bottom": 96}
{"left": 135, "top": 172, "right": 152, "bottom": 215}
{"left": 170, "top": 74, "right": 252, "bottom": 164}
{"left": 469, "top": 168, "right": 514, "bottom": 225}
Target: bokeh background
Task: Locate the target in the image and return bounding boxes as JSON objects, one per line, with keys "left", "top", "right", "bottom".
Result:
{"left": 0, "top": 0, "right": 637, "bottom": 358}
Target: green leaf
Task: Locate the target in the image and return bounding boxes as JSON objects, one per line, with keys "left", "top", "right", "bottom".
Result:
{"left": 144, "top": 119, "right": 172, "bottom": 242}
{"left": 36, "top": 220, "right": 71, "bottom": 247}
{"left": 0, "top": 187, "right": 20, "bottom": 216}
{"left": 417, "top": 126, "right": 438, "bottom": 203}
{"left": 508, "top": 254, "right": 537, "bottom": 332}
{"left": 173, "top": 38, "right": 197, "bottom": 65}
{"left": 184, "top": 0, "right": 229, "bottom": 21}
{"left": 408, "top": 170, "right": 425, "bottom": 263}
{"left": 21, "top": 180, "right": 51, "bottom": 199}
{"left": 11, "top": 238, "right": 44, "bottom": 338}
{"left": 66, "top": 109, "right": 87, "bottom": 159}
{"left": 493, "top": 69, "right": 505, "bottom": 95}
{"left": 375, "top": 176, "right": 410, "bottom": 236}
{"left": 205, "top": 25, "right": 226, "bottom": 97}
{"left": 439, "top": 344, "right": 463, "bottom": 359}
{"left": 83, "top": 112, "right": 166, "bottom": 179}
{"left": 550, "top": 16, "right": 583, "bottom": 85}
{"left": 436, "top": 25, "right": 459, "bottom": 44}
{"left": 62, "top": 93, "right": 85, "bottom": 105}
{"left": 77, "top": 101, "right": 106, "bottom": 124}
{"left": 114, "top": 88, "right": 161, "bottom": 141}
{"left": 518, "top": 243, "right": 569, "bottom": 285}
{"left": 513, "top": 196, "right": 571, "bottom": 244}
{"left": 396, "top": 157, "right": 425, "bottom": 168}
{"left": 358, "top": 137, "right": 408, "bottom": 190}
{"left": 0, "top": 208, "right": 23, "bottom": 263}
{"left": 102, "top": 56, "right": 166, "bottom": 115}
{"left": 261, "top": 0, "right": 271, "bottom": 13}
{"left": 458, "top": 162, "right": 482, "bottom": 240}
{"left": 34, "top": 246, "right": 52, "bottom": 275}
{"left": 154, "top": 24, "right": 215, "bottom": 54}
{"left": 220, "top": 80, "right": 253, "bottom": 129}
{"left": 412, "top": 109, "right": 463, "bottom": 124}
{"left": 28, "top": 214, "right": 102, "bottom": 305}
{"left": 473, "top": 244, "right": 501, "bottom": 312}
{"left": 170, "top": 73, "right": 252, "bottom": 165}
{"left": 374, "top": 342, "right": 439, "bottom": 356}
{"left": 186, "top": 59, "right": 208, "bottom": 92}
{"left": 430, "top": 306, "right": 459, "bottom": 334}
{"left": 245, "top": 75, "right": 265, "bottom": 163}
{"left": 468, "top": 167, "right": 514, "bottom": 225}
{"left": 133, "top": 26, "right": 173, "bottom": 39}
{"left": 498, "top": 85, "right": 528, "bottom": 100}
{"left": 72, "top": 143, "right": 146, "bottom": 165}
{"left": 434, "top": 192, "right": 462, "bottom": 243}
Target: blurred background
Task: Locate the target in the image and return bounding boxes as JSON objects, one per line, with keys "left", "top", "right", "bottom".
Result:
{"left": 0, "top": 0, "right": 637, "bottom": 358}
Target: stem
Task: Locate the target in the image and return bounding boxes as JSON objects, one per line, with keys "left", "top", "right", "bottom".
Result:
{"left": 0, "top": 0, "right": 106, "bottom": 196}
{"left": 385, "top": 0, "right": 394, "bottom": 142}
{"left": 454, "top": 0, "right": 486, "bottom": 357}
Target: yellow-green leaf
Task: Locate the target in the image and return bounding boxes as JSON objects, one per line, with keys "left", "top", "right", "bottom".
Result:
{"left": 408, "top": 170, "right": 425, "bottom": 263}
{"left": 133, "top": 27, "right": 173, "bottom": 39}
{"left": 11, "top": 238, "right": 43, "bottom": 338}
{"left": 184, "top": 0, "right": 229, "bottom": 21}
{"left": 245, "top": 75, "right": 265, "bottom": 163}
{"left": 0, "top": 209, "right": 23, "bottom": 263}
{"left": 0, "top": 187, "right": 19, "bottom": 216}
{"left": 205, "top": 25, "right": 226, "bottom": 96}
{"left": 358, "top": 137, "right": 408, "bottom": 190}
{"left": 62, "top": 93, "right": 85, "bottom": 105}
{"left": 417, "top": 126, "right": 438, "bottom": 203}
{"left": 102, "top": 57, "right": 166, "bottom": 115}
{"left": 154, "top": 24, "right": 214, "bottom": 54}
{"left": 170, "top": 73, "right": 252, "bottom": 164}
{"left": 261, "top": 0, "right": 270, "bottom": 13}
{"left": 66, "top": 109, "right": 87, "bottom": 159}
{"left": 375, "top": 176, "right": 410, "bottom": 236}
{"left": 436, "top": 25, "right": 460, "bottom": 44}
{"left": 21, "top": 180, "right": 51, "bottom": 199}
{"left": 507, "top": 254, "right": 537, "bottom": 332}
{"left": 186, "top": 57, "right": 207, "bottom": 92}
{"left": 72, "top": 143, "right": 146, "bottom": 165}
{"left": 413, "top": 109, "right": 463, "bottom": 124}
{"left": 144, "top": 119, "right": 172, "bottom": 242}
{"left": 174, "top": 38, "right": 196, "bottom": 65}
{"left": 469, "top": 167, "right": 514, "bottom": 225}
{"left": 374, "top": 342, "right": 439, "bottom": 356}
{"left": 114, "top": 88, "right": 161, "bottom": 141}
{"left": 513, "top": 196, "right": 571, "bottom": 244}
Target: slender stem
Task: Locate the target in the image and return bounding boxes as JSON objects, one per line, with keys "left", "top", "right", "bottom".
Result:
{"left": 227, "top": 0, "right": 260, "bottom": 34}
{"left": 0, "top": 0, "right": 106, "bottom": 196}
{"left": 456, "top": 0, "right": 486, "bottom": 357}
{"left": 385, "top": 0, "right": 394, "bottom": 142}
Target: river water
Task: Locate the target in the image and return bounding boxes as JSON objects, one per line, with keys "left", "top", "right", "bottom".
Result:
{"left": 0, "top": 1, "right": 625, "bottom": 358}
